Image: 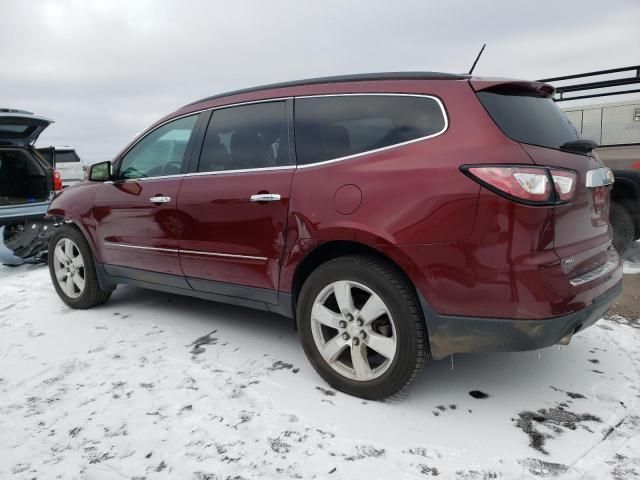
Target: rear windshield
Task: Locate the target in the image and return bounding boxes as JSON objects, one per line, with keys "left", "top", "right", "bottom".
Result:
{"left": 0, "top": 124, "right": 34, "bottom": 141}
{"left": 476, "top": 90, "right": 579, "bottom": 150}
{"left": 55, "top": 151, "right": 80, "bottom": 163}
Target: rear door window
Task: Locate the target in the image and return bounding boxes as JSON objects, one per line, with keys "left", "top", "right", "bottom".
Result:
{"left": 197, "top": 101, "right": 290, "bottom": 173}
{"left": 476, "top": 90, "right": 579, "bottom": 150}
{"left": 294, "top": 95, "right": 446, "bottom": 165}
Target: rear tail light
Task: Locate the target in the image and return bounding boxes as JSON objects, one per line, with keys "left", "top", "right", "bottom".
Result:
{"left": 550, "top": 170, "right": 577, "bottom": 201}
{"left": 53, "top": 170, "right": 63, "bottom": 191}
{"left": 462, "top": 165, "right": 577, "bottom": 205}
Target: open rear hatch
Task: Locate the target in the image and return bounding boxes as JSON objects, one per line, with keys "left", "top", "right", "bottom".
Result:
{"left": 0, "top": 110, "right": 55, "bottom": 208}
{"left": 471, "top": 79, "right": 615, "bottom": 280}
{"left": 0, "top": 110, "right": 56, "bottom": 263}
{"left": 0, "top": 109, "right": 53, "bottom": 146}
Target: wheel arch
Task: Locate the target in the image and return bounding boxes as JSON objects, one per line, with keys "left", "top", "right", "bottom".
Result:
{"left": 47, "top": 182, "right": 100, "bottom": 256}
{"left": 289, "top": 240, "right": 428, "bottom": 329}
{"left": 49, "top": 216, "right": 97, "bottom": 256}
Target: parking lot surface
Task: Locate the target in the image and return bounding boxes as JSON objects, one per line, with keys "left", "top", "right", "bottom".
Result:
{"left": 1, "top": 256, "right": 639, "bottom": 479}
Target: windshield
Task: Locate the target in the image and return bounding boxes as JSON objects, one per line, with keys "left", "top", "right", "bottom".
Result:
{"left": 477, "top": 90, "right": 579, "bottom": 150}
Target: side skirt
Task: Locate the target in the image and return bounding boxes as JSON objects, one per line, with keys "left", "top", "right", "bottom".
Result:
{"left": 95, "top": 261, "right": 293, "bottom": 318}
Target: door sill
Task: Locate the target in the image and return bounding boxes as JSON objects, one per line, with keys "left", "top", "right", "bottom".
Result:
{"left": 96, "top": 262, "right": 292, "bottom": 318}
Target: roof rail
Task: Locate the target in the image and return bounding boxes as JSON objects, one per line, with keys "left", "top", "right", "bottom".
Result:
{"left": 185, "top": 71, "right": 469, "bottom": 107}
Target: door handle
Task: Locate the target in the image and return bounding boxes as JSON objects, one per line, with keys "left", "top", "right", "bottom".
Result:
{"left": 149, "top": 196, "right": 171, "bottom": 204}
{"left": 250, "top": 193, "right": 281, "bottom": 202}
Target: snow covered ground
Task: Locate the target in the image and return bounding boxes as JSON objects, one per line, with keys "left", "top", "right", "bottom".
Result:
{"left": 1, "top": 265, "right": 639, "bottom": 479}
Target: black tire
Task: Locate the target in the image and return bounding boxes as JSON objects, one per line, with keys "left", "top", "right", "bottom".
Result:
{"left": 297, "top": 254, "right": 428, "bottom": 400}
{"left": 610, "top": 201, "right": 635, "bottom": 256}
{"left": 48, "top": 225, "right": 113, "bottom": 309}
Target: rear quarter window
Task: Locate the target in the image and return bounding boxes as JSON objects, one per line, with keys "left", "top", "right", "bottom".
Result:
{"left": 294, "top": 95, "right": 446, "bottom": 165}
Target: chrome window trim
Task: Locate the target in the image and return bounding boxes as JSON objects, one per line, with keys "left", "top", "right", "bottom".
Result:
{"left": 186, "top": 165, "right": 295, "bottom": 178}
{"left": 293, "top": 93, "right": 449, "bottom": 169}
{"left": 103, "top": 242, "right": 267, "bottom": 262}
{"left": 585, "top": 167, "right": 615, "bottom": 188}
{"left": 104, "top": 173, "right": 184, "bottom": 184}
{"left": 208, "top": 96, "right": 291, "bottom": 111}
{"left": 115, "top": 92, "right": 448, "bottom": 178}
{"left": 107, "top": 165, "right": 296, "bottom": 183}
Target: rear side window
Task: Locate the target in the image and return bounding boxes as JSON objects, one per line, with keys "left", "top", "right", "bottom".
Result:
{"left": 476, "top": 90, "right": 579, "bottom": 150}
{"left": 198, "top": 101, "right": 290, "bottom": 173}
{"left": 294, "top": 95, "right": 446, "bottom": 165}
{"left": 55, "top": 151, "right": 80, "bottom": 163}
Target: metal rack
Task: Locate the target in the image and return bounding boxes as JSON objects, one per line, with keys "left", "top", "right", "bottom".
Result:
{"left": 538, "top": 65, "right": 640, "bottom": 102}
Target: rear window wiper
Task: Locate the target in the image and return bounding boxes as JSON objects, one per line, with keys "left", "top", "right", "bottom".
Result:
{"left": 560, "top": 139, "right": 598, "bottom": 154}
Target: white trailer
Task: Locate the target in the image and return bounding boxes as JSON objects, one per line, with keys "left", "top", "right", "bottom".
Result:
{"left": 563, "top": 100, "right": 640, "bottom": 170}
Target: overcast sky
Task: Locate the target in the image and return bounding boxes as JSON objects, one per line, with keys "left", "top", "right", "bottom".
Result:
{"left": 1, "top": 0, "right": 639, "bottom": 163}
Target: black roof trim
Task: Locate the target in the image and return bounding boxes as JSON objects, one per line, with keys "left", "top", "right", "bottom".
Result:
{"left": 185, "top": 71, "right": 468, "bottom": 107}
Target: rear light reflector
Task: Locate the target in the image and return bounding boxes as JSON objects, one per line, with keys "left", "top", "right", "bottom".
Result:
{"left": 592, "top": 186, "right": 607, "bottom": 212}
{"left": 462, "top": 165, "right": 577, "bottom": 205}
{"left": 53, "top": 170, "right": 63, "bottom": 191}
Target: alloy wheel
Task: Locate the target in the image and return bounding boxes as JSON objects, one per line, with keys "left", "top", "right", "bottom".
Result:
{"left": 310, "top": 280, "right": 397, "bottom": 381}
{"left": 52, "top": 237, "right": 86, "bottom": 299}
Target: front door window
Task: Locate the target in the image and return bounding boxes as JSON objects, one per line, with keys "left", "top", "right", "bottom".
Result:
{"left": 119, "top": 115, "right": 199, "bottom": 179}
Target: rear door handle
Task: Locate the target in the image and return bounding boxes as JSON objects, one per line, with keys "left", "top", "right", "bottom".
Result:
{"left": 149, "top": 196, "right": 171, "bottom": 204}
{"left": 250, "top": 193, "right": 281, "bottom": 202}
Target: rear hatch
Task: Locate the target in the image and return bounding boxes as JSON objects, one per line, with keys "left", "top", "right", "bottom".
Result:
{"left": 0, "top": 109, "right": 53, "bottom": 146}
{"left": 0, "top": 110, "right": 55, "bottom": 212}
{"left": 471, "top": 80, "right": 614, "bottom": 278}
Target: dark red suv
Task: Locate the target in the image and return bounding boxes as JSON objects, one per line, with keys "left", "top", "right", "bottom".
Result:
{"left": 47, "top": 72, "right": 622, "bottom": 399}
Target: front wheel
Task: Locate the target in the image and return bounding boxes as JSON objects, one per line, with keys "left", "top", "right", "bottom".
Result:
{"left": 48, "top": 225, "right": 113, "bottom": 309}
{"left": 297, "top": 255, "right": 428, "bottom": 400}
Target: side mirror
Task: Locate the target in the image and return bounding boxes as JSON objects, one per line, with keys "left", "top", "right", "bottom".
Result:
{"left": 89, "top": 161, "right": 112, "bottom": 182}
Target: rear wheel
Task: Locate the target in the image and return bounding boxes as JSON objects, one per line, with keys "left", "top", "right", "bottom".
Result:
{"left": 48, "top": 225, "right": 112, "bottom": 309}
{"left": 610, "top": 201, "right": 634, "bottom": 256}
{"left": 297, "top": 255, "right": 428, "bottom": 399}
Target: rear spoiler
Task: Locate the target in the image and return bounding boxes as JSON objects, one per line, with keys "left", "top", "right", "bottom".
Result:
{"left": 469, "top": 79, "right": 555, "bottom": 98}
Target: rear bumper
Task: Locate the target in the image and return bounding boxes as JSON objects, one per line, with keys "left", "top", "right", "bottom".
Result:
{"left": 0, "top": 198, "right": 51, "bottom": 223}
{"left": 420, "top": 280, "right": 622, "bottom": 360}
